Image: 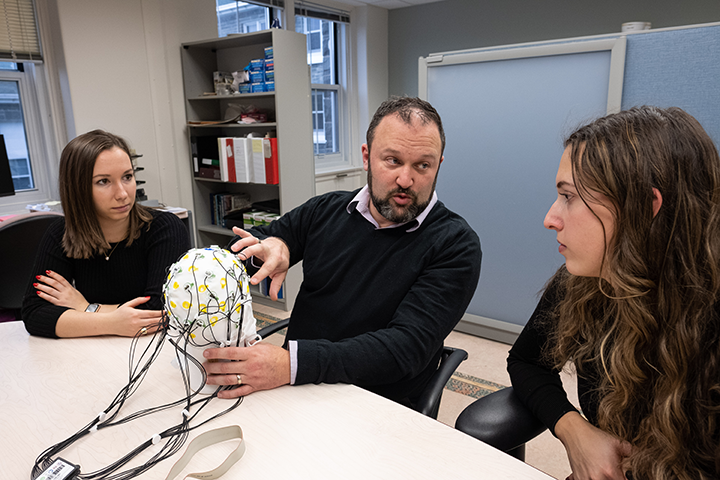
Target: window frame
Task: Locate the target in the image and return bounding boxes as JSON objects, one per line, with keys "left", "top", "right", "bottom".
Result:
{"left": 311, "top": 84, "right": 342, "bottom": 161}
{"left": 216, "top": 1, "right": 272, "bottom": 37}
{"left": 297, "top": 15, "right": 353, "bottom": 174}
{"left": 0, "top": 62, "right": 55, "bottom": 213}
{"left": 214, "top": 3, "right": 357, "bottom": 175}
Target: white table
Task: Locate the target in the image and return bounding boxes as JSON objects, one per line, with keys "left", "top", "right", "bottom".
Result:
{"left": 0, "top": 321, "right": 552, "bottom": 479}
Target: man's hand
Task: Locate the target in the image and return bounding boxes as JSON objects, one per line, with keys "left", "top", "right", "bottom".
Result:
{"left": 229, "top": 227, "right": 290, "bottom": 301}
{"left": 555, "top": 411, "right": 632, "bottom": 480}
{"left": 35, "top": 270, "right": 88, "bottom": 311}
{"left": 203, "top": 342, "right": 291, "bottom": 399}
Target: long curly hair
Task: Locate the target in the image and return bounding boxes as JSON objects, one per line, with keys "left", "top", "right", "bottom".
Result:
{"left": 549, "top": 106, "right": 720, "bottom": 479}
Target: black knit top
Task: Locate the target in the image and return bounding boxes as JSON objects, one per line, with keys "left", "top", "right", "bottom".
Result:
{"left": 21, "top": 210, "right": 190, "bottom": 338}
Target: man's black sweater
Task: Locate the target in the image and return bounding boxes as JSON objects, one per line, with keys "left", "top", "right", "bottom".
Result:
{"left": 244, "top": 189, "right": 482, "bottom": 404}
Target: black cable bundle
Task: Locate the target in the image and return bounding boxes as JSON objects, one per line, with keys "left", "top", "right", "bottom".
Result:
{"left": 31, "top": 316, "right": 243, "bottom": 480}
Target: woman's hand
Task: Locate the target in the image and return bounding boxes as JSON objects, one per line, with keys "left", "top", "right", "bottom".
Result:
{"left": 104, "top": 296, "right": 163, "bottom": 337}
{"left": 55, "top": 296, "right": 163, "bottom": 338}
{"left": 35, "top": 270, "right": 88, "bottom": 311}
{"left": 555, "top": 412, "right": 632, "bottom": 480}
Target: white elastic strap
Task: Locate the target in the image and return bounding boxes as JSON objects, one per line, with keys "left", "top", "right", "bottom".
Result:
{"left": 164, "top": 425, "right": 245, "bottom": 480}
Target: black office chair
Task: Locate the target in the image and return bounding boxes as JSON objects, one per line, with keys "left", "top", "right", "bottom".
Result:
{"left": 454, "top": 386, "right": 546, "bottom": 461}
{"left": 0, "top": 212, "right": 63, "bottom": 315}
{"left": 256, "top": 318, "right": 468, "bottom": 420}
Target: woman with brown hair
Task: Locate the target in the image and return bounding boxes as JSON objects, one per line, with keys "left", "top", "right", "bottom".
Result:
{"left": 509, "top": 106, "right": 720, "bottom": 479}
{"left": 21, "top": 130, "right": 190, "bottom": 338}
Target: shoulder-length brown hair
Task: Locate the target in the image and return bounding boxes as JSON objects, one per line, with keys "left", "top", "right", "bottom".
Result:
{"left": 59, "top": 129, "right": 153, "bottom": 259}
{"left": 548, "top": 106, "right": 720, "bottom": 479}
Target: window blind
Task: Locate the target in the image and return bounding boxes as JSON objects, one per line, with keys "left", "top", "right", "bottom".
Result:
{"left": 295, "top": 1, "right": 350, "bottom": 24}
{"left": 242, "top": 0, "right": 284, "bottom": 9}
{"left": 0, "top": 0, "right": 41, "bottom": 62}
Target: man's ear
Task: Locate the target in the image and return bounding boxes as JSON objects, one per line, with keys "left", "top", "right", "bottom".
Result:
{"left": 362, "top": 144, "right": 369, "bottom": 172}
{"left": 652, "top": 187, "right": 663, "bottom": 217}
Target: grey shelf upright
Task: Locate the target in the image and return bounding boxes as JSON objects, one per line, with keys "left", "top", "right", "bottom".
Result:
{"left": 181, "top": 29, "right": 314, "bottom": 310}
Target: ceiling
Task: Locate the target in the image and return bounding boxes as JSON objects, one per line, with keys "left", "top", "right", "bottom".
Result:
{"left": 329, "top": 0, "right": 444, "bottom": 10}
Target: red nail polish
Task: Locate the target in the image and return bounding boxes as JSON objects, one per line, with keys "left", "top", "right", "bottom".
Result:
{"left": 36, "top": 291, "right": 41, "bottom": 295}
{"left": 45, "top": 270, "right": 51, "bottom": 275}
{"left": 33, "top": 283, "right": 38, "bottom": 287}
{"left": 35, "top": 275, "right": 40, "bottom": 280}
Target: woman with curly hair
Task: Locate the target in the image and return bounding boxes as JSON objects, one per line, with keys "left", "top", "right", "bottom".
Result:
{"left": 509, "top": 106, "right": 720, "bottom": 479}
{"left": 21, "top": 130, "right": 190, "bottom": 338}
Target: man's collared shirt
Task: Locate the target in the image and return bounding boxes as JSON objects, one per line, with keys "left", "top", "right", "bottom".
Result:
{"left": 346, "top": 184, "right": 438, "bottom": 232}
{"left": 288, "top": 186, "right": 438, "bottom": 384}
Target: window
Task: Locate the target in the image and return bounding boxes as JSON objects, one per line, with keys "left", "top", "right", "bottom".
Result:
{"left": 217, "top": 0, "right": 271, "bottom": 37}
{"left": 0, "top": 77, "right": 33, "bottom": 190}
{"left": 0, "top": 61, "right": 54, "bottom": 211}
{"left": 295, "top": 14, "right": 349, "bottom": 172}
{"left": 0, "top": 62, "right": 32, "bottom": 190}
{"left": 297, "top": 16, "right": 337, "bottom": 156}
{"left": 214, "top": 2, "right": 352, "bottom": 174}
{"left": 0, "top": 2, "right": 60, "bottom": 213}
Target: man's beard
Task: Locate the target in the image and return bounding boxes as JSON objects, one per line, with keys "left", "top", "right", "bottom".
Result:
{"left": 367, "top": 160, "right": 436, "bottom": 224}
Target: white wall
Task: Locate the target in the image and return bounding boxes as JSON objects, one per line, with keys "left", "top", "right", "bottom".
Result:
{"left": 352, "top": 4, "right": 388, "bottom": 144}
{"left": 52, "top": 0, "right": 217, "bottom": 210}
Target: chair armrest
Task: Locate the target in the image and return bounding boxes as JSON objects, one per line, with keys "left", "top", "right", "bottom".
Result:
{"left": 415, "top": 346, "right": 468, "bottom": 418}
{"left": 455, "top": 386, "right": 546, "bottom": 452}
{"left": 257, "top": 318, "right": 289, "bottom": 338}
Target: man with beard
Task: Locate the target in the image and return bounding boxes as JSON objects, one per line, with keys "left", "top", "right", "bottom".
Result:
{"left": 203, "top": 96, "right": 482, "bottom": 407}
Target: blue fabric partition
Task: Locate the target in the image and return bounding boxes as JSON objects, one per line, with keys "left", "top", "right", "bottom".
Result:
{"left": 428, "top": 50, "right": 611, "bottom": 327}
{"left": 423, "top": 23, "right": 720, "bottom": 330}
{"left": 621, "top": 26, "right": 720, "bottom": 143}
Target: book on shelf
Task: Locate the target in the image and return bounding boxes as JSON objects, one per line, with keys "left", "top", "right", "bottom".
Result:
{"left": 210, "top": 192, "right": 251, "bottom": 227}
{"left": 226, "top": 138, "right": 237, "bottom": 182}
{"left": 217, "top": 137, "right": 238, "bottom": 182}
{"left": 250, "top": 138, "right": 266, "bottom": 184}
{"left": 217, "top": 138, "right": 229, "bottom": 182}
{"left": 232, "top": 137, "right": 253, "bottom": 183}
{"left": 263, "top": 137, "right": 279, "bottom": 185}
{"left": 195, "top": 134, "right": 278, "bottom": 185}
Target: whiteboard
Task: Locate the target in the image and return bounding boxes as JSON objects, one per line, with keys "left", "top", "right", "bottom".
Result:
{"left": 420, "top": 38, "right": 626, "bottom": 334}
